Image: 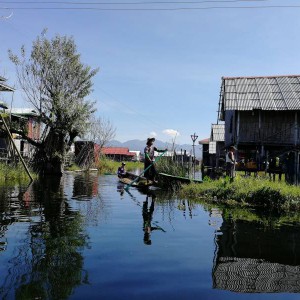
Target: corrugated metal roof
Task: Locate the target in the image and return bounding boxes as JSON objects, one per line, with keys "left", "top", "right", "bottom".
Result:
{"left": 0, "top": 82, "right": 14, "bottom": 92}
{"left": 211, "top": 124, "right": 225, "bottom": 142}
{"left": 102, "top": 147, "right": 135, "bottom": 156}
{"left": 199, "top": 138, "right": 210, "bottom": 145}
{"left": 9, "top": 108, "right": 39, "bottom": 117}
{"left": 209, "top": 141, "right": 216, "bottom": 154}
{"left": 221, "top": 75, "right": 300, "bottom": 111}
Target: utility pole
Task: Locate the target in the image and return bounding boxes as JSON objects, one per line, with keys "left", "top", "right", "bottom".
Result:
{"left": 191, "top": 133, "right": 198, "bottom": 179}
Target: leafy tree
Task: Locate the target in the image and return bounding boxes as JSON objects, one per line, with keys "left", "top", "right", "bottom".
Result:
{"left": 9, "top": 30, "right": 98, "bottom": 175}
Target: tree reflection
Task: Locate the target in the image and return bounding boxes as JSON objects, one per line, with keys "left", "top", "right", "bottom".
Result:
{"left": 0, "top": 176, "right": 89, "bottom": 300}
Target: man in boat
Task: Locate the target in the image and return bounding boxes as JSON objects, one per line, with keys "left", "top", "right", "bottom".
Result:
{"left": 144, "top": 137, "right": 166, "bottom": 183}
{"left": 226, "top": 145, "right": 237, "bottom": 182}
{"left": 117, "top": 162, "right": 126, "bottom": 178}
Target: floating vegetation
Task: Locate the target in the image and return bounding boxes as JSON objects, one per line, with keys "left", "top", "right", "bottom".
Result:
{"left": 180, "top": 175, "right": 300, "bottom": 211}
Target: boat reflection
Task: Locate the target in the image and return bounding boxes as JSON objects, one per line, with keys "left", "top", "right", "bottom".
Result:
{"left": 213, "top": 213, "right": 300, "bottom": 293}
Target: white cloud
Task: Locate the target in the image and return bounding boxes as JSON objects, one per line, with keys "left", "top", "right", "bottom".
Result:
{"left": 162, "top": 129, "right": 180, "bottom": 138}
{"left": 149, "top": 131, "right": 157, "bottom": 137}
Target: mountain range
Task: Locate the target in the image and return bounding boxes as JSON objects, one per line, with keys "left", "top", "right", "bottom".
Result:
{"left": 108, "top": 139, "right": 202, "bottom": 158}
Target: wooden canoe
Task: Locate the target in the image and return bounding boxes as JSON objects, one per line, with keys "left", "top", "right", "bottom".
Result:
{"left": 118, "top": 172, "right": 154, "bottom": 188}
{"left": 158, "top": 172, "right": 202, "bottom": 184}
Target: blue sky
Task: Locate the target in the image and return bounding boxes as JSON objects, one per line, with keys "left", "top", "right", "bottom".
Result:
{"left": 1, "top": 0, "right": 300, "bottom": 144}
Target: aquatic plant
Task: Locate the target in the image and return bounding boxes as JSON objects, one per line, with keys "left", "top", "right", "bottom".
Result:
{"left": 0, "top": 162, "right": 35, "bottom": 183}
{"left": 156, "top": 157, "right": 186, "bottom": 177}
{"left": 180, "top": 175, "right": 300, "bottom": 211}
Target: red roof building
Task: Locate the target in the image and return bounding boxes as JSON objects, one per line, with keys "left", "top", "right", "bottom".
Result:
{"left": 101, "top": 147, "right": 136, "bottom": 161}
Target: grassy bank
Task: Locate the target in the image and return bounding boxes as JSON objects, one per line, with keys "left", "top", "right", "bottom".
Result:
{"left": 180, "top": 175, "right": 300, "bottom": 211}
{"left": 0, "top": 163, "right": 35, "bottom": 184}
{"left": 97, "top": 158, "right": 143, "bottom": 174}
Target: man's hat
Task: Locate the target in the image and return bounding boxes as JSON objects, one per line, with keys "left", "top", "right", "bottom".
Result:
{"left": 147, "top": 137, "right": 155, "bottom": 143}
{"left": 122, "top": 162, "right": 126, "bottom": 165}
{"left": 229, "top": 145, "right": 237, "bottom": 150}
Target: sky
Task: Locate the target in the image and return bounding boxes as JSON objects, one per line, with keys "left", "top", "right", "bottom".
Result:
{"left": 1, "top": 0, "right": 300, "bottom": 145}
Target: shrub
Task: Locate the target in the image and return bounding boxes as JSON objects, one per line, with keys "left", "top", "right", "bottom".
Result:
{"left": 180, "top": 175, "right": 300, "bottom": 211}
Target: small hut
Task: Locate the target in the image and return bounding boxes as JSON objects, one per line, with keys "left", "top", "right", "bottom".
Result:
{"left": 218, "top": 75, "right": 300, "bottom": 183}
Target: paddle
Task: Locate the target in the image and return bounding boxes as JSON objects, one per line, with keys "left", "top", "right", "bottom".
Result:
{"left": 125, "top": 150, "right": 167, "bottom": 190}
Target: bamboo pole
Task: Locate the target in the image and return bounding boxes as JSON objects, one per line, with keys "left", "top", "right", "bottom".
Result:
{"left": 0, "top": 114, "right": 33, "bottom": 181}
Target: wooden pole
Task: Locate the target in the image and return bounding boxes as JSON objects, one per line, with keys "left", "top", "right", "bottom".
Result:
{"left": 0, "top": 114, "right": 33, "bottom": 181}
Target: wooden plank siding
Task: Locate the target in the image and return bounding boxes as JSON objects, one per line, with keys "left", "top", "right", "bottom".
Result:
{"left": 225, "top": 110, "right": 299, "bottom": 147}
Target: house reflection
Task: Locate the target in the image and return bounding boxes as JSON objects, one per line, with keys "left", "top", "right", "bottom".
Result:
{"left": 72, "top": 173, "right": 99, "bottom": 199}
{"left": 213, "top": 215, "right": 300, "bottom": 293}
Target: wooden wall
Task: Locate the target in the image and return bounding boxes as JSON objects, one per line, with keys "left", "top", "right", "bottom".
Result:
{"left": 225, "top": 110, "right": 299, "bottom": 147}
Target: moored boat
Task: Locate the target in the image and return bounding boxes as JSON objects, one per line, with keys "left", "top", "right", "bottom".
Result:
{"left": 158, "top": 172, "right": 202, "bottom": 184}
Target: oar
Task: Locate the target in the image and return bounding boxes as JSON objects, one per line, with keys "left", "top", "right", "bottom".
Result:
{"left": 125, "top": 150, "right": 167, "bottom": 190}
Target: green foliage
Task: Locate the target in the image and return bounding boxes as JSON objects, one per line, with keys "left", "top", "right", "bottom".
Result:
{"left": 9, "top": 32, "right": 98, "bottom": 138}
{"left": 9, "top": 31, "right": 99, "bottom": 174}
{"left": 97, "top": 156, "right": 143, "bottom": 174}
{"left": 156, "top": 157, "right": 186, "bottom": 177}
{"left": 0, "top": 163, "right": 36, "bottom": 183}
{"left": 155, "top": 158, "right": 187, "bottom": 190}
{"left": 65, "top": 164, "right": 81, "bottom": 171}
{"left": 180, "top": 175, "right": 300, "bottom": 211}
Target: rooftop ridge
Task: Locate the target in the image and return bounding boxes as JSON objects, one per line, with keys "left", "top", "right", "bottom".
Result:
{"left": 222, "top": 75, "right": 300, "bottom": 80}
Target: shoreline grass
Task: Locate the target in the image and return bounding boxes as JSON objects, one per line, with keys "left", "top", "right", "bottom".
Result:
{"left": 0, "top": 163, "right": 36, "bottom": 184}
{"left": 180, "top": 175, "right": 300, "bottom": 211}
{"left": 97, "top": 157, "right": 143, "bottom": 175}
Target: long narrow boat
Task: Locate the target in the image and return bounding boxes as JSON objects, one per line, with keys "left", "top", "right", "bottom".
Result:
{"left": 158, "top": 172, "right": 202, "bottom": 184}
{"left": 118, "top": 172, "right": 154, "bottom": 188}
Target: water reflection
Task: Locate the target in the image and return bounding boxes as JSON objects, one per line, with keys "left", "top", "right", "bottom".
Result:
{"left": 73, "top": 173, "right": 99, "bottom": 199}
{"left": 3, "top": 174, "right": 300, "bottom": 298}
{"left": 0, "top": 177, "right": 89, "bottom": 299}
{"left": 213, "top": 210, "right": 300, "bottom": 293}
{"left": 142, "top": 194, "right": 166, "bottom": 245}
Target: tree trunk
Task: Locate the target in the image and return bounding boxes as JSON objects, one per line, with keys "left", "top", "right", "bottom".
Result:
{"left": 32, "top": 129, "right": 66, "bottom": 176}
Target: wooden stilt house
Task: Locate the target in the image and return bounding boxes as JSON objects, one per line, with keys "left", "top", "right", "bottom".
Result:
{"left": 218, "top": 75, "right": 300, "bottom": 183}
{"left": 209, "top": 124, "right": 225, "bottom": 168}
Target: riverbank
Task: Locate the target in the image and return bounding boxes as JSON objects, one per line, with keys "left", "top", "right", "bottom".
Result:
{"left": 0, "top": 163, "right": 35, "bottom": 184}
{"left": 180, "top": 175, "right": 300, "bottom": 211}
{"left": 66, "top": 159, "right": 144, "bottom": 174}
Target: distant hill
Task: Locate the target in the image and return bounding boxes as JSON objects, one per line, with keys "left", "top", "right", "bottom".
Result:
{"left": 107, "top": 139, "right": 202, "bottom": 158}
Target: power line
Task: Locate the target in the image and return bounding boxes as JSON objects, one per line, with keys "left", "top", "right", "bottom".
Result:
{"left": 0, "top": 0, "right": 276, "bottom": 4}
{"left": 1, "top": 5, "right": 300, "bottom": 10}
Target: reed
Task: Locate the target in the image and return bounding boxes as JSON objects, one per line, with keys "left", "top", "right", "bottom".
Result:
{"left": 0, "top": 163, "right": 35, "bottom": 183}
{"left": 180, "top": 175, "right": 300, "bottom": 211}
{"left": 97, "top": 156, "right": 143, "bottom": 174}
{"left": 156, "top": 157, "right": 186, "bottom": 177}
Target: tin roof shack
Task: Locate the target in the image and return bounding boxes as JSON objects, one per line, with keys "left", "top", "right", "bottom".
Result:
{"left": 219, "top": 75, "right": 300, "bottom": 180}
{"left": 7, "top": 109, "right": 40, "bottom": 158}
{"left": 0, "top": 76, "right": 14, "bottom": 93}
{"left": 101, "top": 147, "right": 136, "bottom": 162}
{"left": 0, "top": 77, "right": 14, "bottom": 161}
{"left": 74, "top": 141, "right": 100, "bottom": 167}
{"left": 199, "top": 138, "right": 210, "bottom": 167}
{"left": 209, "top": 124, "right": 225, "bottom": 168}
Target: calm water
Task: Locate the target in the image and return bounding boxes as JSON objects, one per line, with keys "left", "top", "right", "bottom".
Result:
{"left": 1, "top": 173, "right": 300, "bottom": 299}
